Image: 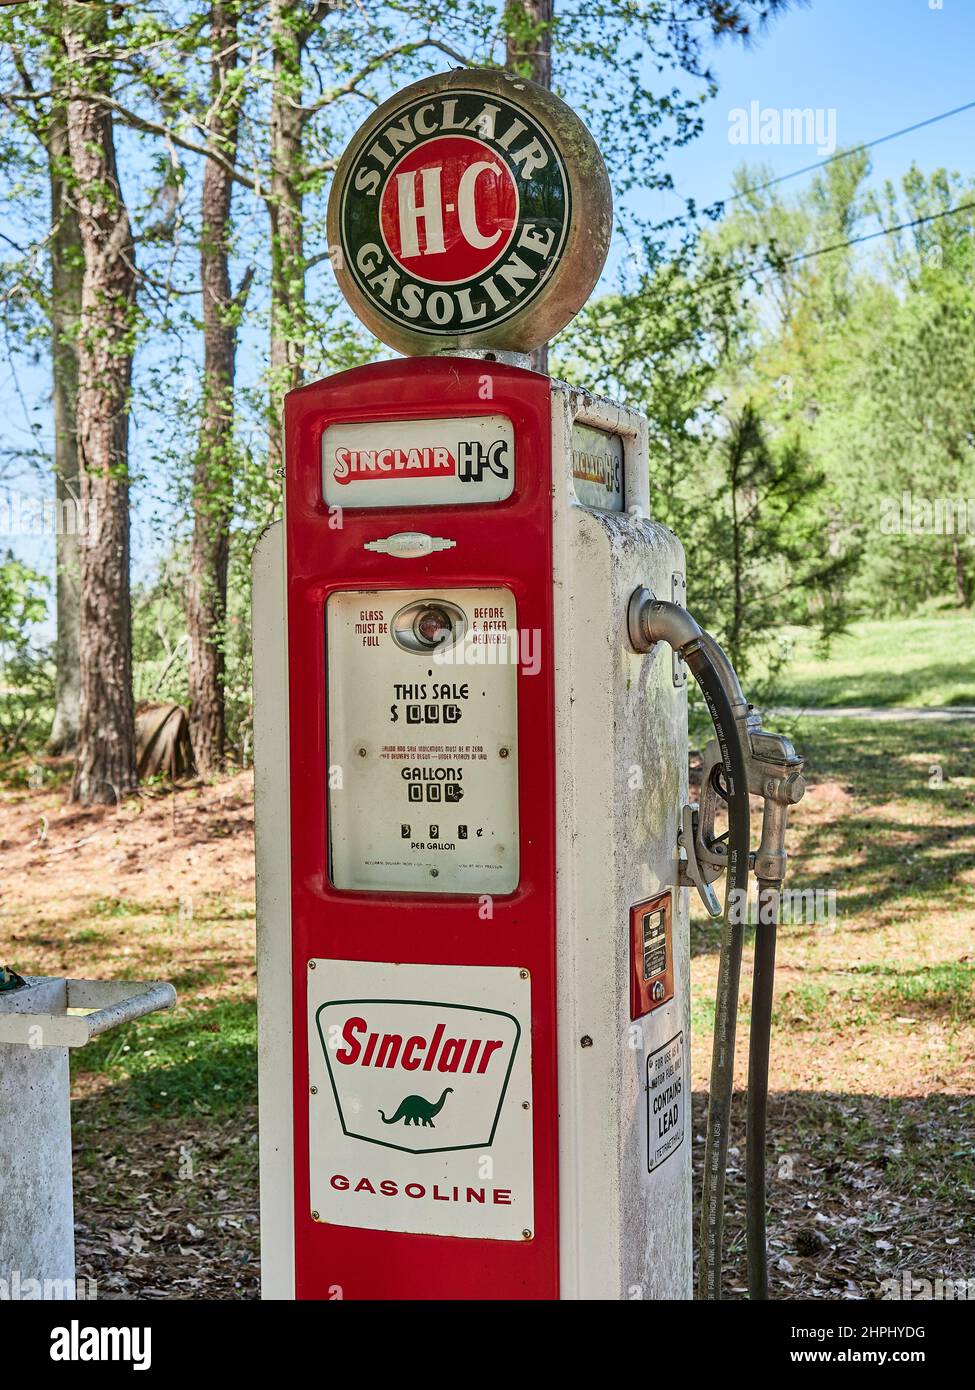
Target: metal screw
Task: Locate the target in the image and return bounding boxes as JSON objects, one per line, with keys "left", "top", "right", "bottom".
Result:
{"left": 310, "top": 1085, "right": 318, "bottom": 1095}
{"left": 357, "top": 747, "right": 367, "bottom": 758}
{"left": 522, "top": 1101, "right": 530, "bottom": 1110}
{"left": 499, "top": 746, "right": 509, "bottom": 759}
{"left": 308, "top": 960, "right": 316, "bottom": 970}
{"left": 311, "top": 1211, "right": 320, "bottom": 1222}
{"left": 519, "top": 969, "right": 529, "bottom": 980}
{"left": 580, "top": 1035, "right": 593, "bottom": 1048}
{"left": 522, "top": 1228, "right": 532, "bottom": 1240}
{"left": 430, "top": 868, "right": 439, "bottom": 877}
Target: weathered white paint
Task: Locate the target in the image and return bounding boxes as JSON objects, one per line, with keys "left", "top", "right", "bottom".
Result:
{"left": 550, "top": 380, "right": 692, "bottom": 1300}
{"left": 252, "top": 522, "right": 296, "bottom": 1299}
{"left": 0, "top": 975, "right": 175, "bottom": 1296}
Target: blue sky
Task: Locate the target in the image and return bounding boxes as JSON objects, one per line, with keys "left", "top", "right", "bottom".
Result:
{"left": 2, "top": 0, "right": 974, "bottom": 607}
{"left": 647, "top": 0, "right": 975, "bottom": 224}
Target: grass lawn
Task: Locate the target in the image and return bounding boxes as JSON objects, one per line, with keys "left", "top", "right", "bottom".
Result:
{"left": 0, "top": 772, "right": 261, "bottom": 1297}
{"left": 769, "top": 608, "right": 975, "bottom": 709}
{"left": 689, "top": 706, "right": 975, "bottom": 1296}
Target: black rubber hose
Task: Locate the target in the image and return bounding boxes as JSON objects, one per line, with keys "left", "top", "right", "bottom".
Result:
{"left": 683, "top": 642, "right": 751, "bottom": 1302}
{"left": 746, "top": 879, "right": 779, "bottom": 1299}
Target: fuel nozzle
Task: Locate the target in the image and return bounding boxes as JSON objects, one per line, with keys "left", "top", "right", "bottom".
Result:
{"left": 748, "top": 731, "right": 805, "bottom": 886}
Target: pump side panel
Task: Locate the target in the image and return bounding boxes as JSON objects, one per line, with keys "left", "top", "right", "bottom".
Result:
{"left": 253, "top": 522, "right": 295, "bottom": 1298}
{"left": 284, "top": 359, "right": 559, "bottom": 1299}
{"left": 551, "top": 383, "right": 693, "bottom": 1300}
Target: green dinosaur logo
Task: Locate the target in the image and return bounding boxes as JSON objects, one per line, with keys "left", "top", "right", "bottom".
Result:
{"left": 315, "top": 995, "right": 521, "bottom": 1155}
{"left": 378, "top": 1087, "right": 453, "bottom": 1128}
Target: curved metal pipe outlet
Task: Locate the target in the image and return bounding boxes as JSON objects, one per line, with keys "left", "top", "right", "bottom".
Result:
{"left": 627, "top": 588, "right": 704, "bottom": 655}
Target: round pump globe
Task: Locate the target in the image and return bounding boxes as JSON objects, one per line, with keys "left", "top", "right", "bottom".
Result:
{"left": 327, "top": 67, "right": 613, "bottom": 357}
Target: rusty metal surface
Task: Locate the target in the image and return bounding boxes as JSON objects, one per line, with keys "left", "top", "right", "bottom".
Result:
{"left": 136, "top": 701, "right": 195, "bottom": 779}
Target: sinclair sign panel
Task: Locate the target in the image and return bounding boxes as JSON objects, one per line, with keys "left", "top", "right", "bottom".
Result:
{"left": 327, "top": 67, "right": 611, "bottom": 355}
{"left": 342, "top": 93, "right": 567, "bottom": 338}
{"left": 308, "top": 960, "right": 534, "bottom": 1241}
{"left": 322, "top": 414, "right": 514, "bottom": 508}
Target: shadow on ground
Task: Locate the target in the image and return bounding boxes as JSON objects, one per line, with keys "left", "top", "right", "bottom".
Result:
{"left": 692, "top": 1089, "right": 975, "bottom": 1300}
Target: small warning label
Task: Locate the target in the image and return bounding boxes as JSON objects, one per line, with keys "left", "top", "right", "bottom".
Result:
{"left": 647, "top": 1031, "right": 685, "bottom": 1173}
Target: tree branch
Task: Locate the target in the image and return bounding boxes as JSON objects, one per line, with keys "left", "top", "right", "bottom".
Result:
{"left": 297, "top": 37, "right": 476, "bottom": 118}
{"left": 76, "top": 92, "right": 259, "bottom": 194}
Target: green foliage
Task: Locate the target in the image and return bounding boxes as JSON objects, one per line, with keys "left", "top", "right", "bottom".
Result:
{"left": 0, "top": 555, "right": 52, "bottom": 753}
{"left": 697, "top": 157, "right": 975, "bottom": 624}
{"left": 132, "top": 551, "right": 191, "bottom": 708}
{"left": 695, "top": 401, "right": 858, "bottom": 680}
{"left": 561, "top": 151, "right": 974, "bottom": 695}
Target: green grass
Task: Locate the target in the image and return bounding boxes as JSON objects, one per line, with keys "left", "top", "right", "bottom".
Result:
{"left": 776, "top": 713, "right": 974, "bottom": 920}
{"left": 90, "top": 896, "right": 154, "bottom": 919}
{"left": 770, "top": 609, "right": 975, "bottom": 708}
{"left": 689, "top": 710, "right": 975, "bottom": 1063}
{"left": 72, "top": 996, "right": 257, "bottom": 1118}
{"left": 774, "top": 962, "right": 975, "bottom": 1030}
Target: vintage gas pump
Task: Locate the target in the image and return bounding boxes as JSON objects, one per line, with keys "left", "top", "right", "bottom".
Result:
{"left": 253, "top": 67, "right": 804, "bottom": 1301}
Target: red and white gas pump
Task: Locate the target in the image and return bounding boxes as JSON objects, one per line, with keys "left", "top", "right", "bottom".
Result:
{"left": 253, "top": 68, "right": 804, "bottom": 1301}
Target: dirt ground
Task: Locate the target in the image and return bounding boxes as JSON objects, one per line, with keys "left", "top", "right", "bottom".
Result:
{"left": 1, "top": 727, "right": 972, "bottom": 1300}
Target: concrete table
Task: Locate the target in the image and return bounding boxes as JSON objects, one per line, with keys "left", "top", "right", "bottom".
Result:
{"left": 0, "top": 976, "right": 176, "bottom": 1296}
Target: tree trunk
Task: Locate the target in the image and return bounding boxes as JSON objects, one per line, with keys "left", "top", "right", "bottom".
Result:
{"left": 505, "top": 0, "right": 553, "bottom": 85}
{"left": 951, "top": 536, "right": 971, "bottom": 608}
{"left": 45, "top": 79, "right": 83, "bottom": 755}
{"left": 65, "top": 4, "right": 138, "bottom": 804}
{"left": 504, "top": 0, "right": 554, "bottom": 375}
{"left": 267, "top": 0, "right": 305, "bottom": 476}
{"left": 186, "top": 1, "right": 240, "bottom": 776}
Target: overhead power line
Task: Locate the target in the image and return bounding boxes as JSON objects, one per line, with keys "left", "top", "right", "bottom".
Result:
{"left": 724, "top": 98, "right": 975, "bottom": 205}
{"left": 688, "top": 197, "right": 975, "bottom": 298}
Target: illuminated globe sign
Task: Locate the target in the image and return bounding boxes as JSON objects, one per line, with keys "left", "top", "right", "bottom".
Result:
{"left": 328, "top": 68, "right": 612, "bottom": 355}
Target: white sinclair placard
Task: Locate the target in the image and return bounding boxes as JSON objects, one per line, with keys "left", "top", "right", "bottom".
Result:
{"left": 308, "top": 959, "right": 534, "bottom": 1240}
{"left": 322, "top": 414, "right": 515, "bottom": 508}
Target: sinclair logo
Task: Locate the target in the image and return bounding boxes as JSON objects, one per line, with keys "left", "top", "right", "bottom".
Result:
{"left": 330, "top": 436, "right": 509, "bottom": 486}
{"left": 315, "top": 998, "right": 520, "bottom": 1155}
{"left": 337, "top": 87, "right": 568, "bottom": 339}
